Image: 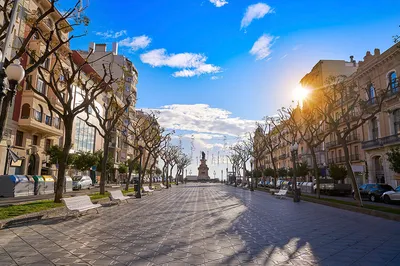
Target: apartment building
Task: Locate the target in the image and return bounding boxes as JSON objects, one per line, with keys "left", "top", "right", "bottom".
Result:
{"left": 359, "top": 46, "right": 400, "bottom": 187}
{"left": 0, "top": 0, "right": 72, "bottom": 175}
{"left": 78, "top": 43, "right": 138, "bottom": 171}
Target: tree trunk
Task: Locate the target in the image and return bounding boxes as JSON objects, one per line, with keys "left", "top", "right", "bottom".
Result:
{"left": 271, "top": 153, "right": 278, "bottom": 189}
{"left": 54, "top": 121, "right": 73, "bottom": 203}
{"left": 340, "top": 136, "right": 363, "bottom": 207}
{"left": 125, "top": 167, "right": 132, "bottom": 192}
{"left": 166, "top": 164, "right": 169, "bottom": 188}
{"left": 100, "top": 135, "right": 110, "bottom": 195}
{"left": 310, "top": 147, "right": 321, "bottom": 199}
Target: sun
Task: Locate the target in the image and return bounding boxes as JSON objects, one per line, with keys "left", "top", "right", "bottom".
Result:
{"left": 293, "top": 85, "right": 310, "bottom": 104}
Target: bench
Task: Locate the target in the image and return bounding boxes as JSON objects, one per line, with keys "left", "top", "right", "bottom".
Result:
{"left": 109, "top": 190, "right": 133, "bottom": 204}
{"left": 142, "top": 186, "right": 154, "bottom": 195}
{"left": 274, "top": 189, "right": 288, "bottom": 199}
{"left": 61, "top": 195, "right": 102, "bottom": 217}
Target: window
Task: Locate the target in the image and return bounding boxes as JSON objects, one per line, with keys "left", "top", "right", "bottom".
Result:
{"left": 42, "top": 58, "right": 50, "bottom": 70}
{"left": 74, "top": 118, "right": 95, "bottom": 152}
{"left": 389, "top": 72, "right": 398, "bottom": 92}
{"left": 37, "top": 78, "right": 46, "bottom": 94}
{"left": 372, "top": 118, "right": 379, "bottom": 140}
{"left": 20, "top": 104, "right": 30, "bottom": 119}
{"left": 45, "top": 114, "right": 52, "bottom": 126}
{"left": 59, "top": 75, "right": 65, "bottom": 82}
{"left": 34, "top": 105, "right": 43, "bottom": 122}
{"left": 45, "top": 139, "right": 51, "bottom": 152}
{"left": 354, "top": 145, "right": 359, "bottom": 155}
{"left": 369, "top": 84, "right": 376, "bottom": 103}
{"left": 15, "top": 131, "right": 23, "bottom": 146}
{"left": 394, "top": 109, "right": 400, "bottom": 134}
{"left": 53, "top": 117, "right": 60, "bottom": 129}
{"left": 33, "top": 135, "right": 38, "bottom": 145}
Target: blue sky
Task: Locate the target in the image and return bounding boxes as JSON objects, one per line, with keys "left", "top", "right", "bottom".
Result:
{"left": 61, "top": 0, "right": 400, "bottom": 177}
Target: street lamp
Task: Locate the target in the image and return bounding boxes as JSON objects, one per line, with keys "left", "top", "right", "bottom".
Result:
{"left": 135, "top": 146, "right": 144, "bottom": 198}
{"left": 3, "top": 139, "right": 12, "bottom": 175}
{"left": 290, "top": 142, "right": 300, "bottom": 202}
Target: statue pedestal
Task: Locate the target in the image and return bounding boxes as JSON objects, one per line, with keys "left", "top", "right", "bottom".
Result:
{"left": 197, "top": 159, "right": 210, "bottom": 180}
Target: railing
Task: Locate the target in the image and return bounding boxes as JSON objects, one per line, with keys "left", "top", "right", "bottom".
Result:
{"left": 336, "top": 156, "right": 346, "bottom": 163}
{"left": 362, "top": 133, "right": 400, "bottom": 149}
{"left": 328, "top": 158, "right": 335, "bottom": 164}
{"left": 326, "top": 140, "right": 337, "bottom": 148}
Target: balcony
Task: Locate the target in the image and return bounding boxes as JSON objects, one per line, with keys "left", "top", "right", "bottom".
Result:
{"left": 19, "top": 110, "right": 63, "bottom": 137}
{"left": 362, "top": 133, "right": 400, "bottom": 150}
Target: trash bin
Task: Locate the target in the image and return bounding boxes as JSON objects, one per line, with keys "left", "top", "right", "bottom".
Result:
{"left": 31, "top": 175, "right": 45, "bottom": 195}
{"left": 42, "top": 175, "right": 55, "bottom": 194}
{"left": 65, "top": 176, "right": 73, "bottom": 193}
{"left": 25, "top": 175, "right": 36, "bottom": 195}
{"left": 0, "top": 175, "right": 29, "bottom": 197}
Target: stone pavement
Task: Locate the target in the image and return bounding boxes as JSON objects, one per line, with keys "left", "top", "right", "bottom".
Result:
{"left": 1, "top": 184, "right": 400, "bottom": 266}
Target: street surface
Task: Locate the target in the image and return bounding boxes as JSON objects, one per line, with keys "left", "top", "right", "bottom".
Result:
{"left": 1, "top": 184, "right": 400, "bottom": 265}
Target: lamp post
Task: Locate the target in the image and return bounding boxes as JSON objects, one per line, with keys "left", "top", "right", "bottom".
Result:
{"left": 135, "top": 146, "right": 144, "bottom": 198}
{"left": 290, "top": 142, "right": 300, "bottom": 202}
{"left": 3, "top": 139, "right": 12, "bottom": 175}
{"left": 250, "top": 159, "right": 254, "bottom": 191}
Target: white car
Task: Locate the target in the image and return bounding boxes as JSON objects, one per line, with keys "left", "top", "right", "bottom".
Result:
{"left": 382, "top": 186, "right": 400, "bottom": 204}
{"left": 72, "top": 175, "right": 92, "bottom": 190}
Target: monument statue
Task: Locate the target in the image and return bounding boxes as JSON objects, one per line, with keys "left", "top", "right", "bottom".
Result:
{"left": 198, "top": 151, "right": 210, "bottom": 180}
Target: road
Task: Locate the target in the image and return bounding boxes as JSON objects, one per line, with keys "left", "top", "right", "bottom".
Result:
{"left": 1, "top": 183, "right": 400, "bottom": 265}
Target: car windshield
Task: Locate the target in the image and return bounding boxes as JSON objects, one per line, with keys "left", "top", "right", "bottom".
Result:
{"left": 396, "top": 186, "right": 400, "bottom": 192}
{"left": 379, "top": 185, "right": 393, "bottom": 190}
{"left": 72, "top": 176, "right": 82, "bottom": 181}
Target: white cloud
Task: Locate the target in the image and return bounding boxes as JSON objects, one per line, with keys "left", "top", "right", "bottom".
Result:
{"left": 119, "top": 35, "right": 152, "bottom": 52}
{"left": 250, "top": 34, "right": 276, "bottom": 60}
{"left": 95, "top": 30, "right": 127, "bottom": 39}
{"left": 140, "top": 49, "right": 221, "bottom": 78}
{"left": 182, "top": 133, "right": 225, "bottom": 140}
{"left": 147, "top": 104, "right": 258, "bottom": 137}
{"left": 209, "top": 0, "right": 228, "bottom": 7}
{"left": 241, "top": 3, "right": 273, "bottom": 29}
{"left": 211, "top": 76, "right": 222, "bottom": 80}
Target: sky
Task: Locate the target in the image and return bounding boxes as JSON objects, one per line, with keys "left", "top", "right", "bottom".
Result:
{"left": 60, "top": 0, "right": 400, "bottom": 178}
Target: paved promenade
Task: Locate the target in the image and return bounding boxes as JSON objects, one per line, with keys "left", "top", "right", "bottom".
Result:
{"left": 1, "top": 184, "right": 400, "bottom": 265}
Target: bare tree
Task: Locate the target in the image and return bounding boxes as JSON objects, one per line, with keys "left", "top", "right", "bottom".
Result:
{"left": 280, "top": 105, "right": 330, "bottom": 198}
{"left": 227, "top": 153, "right": 241, "bottom": 186}
{"left": 85, "top": 91, "right": 133, "bottom": 194}
{"left": 26, "top": 49, "right": 115, "bottom": 202}
{"left": 314, "top": 75, "right": 387, "bottom": 207}
{"left": 160, "top": 144, "right": 179, "bottom": 188}
{"left": 248, "top": 128, "right": 268, "bottom": 188}
{"left": 0, "top": 0, "right": 89, "bottom": 141}
{"left": 231, "top": 141, "right": 252, "bottom": 188}
{"left": 260, "top": 118, "right": 281, "bottom": 189}
{"left": 175, "top": 152, "right": 191, "bottom": 185}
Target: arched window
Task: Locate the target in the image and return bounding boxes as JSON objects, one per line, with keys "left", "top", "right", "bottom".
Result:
{"left": 21, "top": 104, "right": 30, "bottom": 119}
{"left": 394, "top": 109, "right": 400, "bottom": 134}
{"left": 389, "top": 72, "right": 398, "bottom": 92}
{"left": 34, "top": 105, "right": 43, "bottom": 122}
{"left": 369, "top": 84, "right": 376, "bottom": 104}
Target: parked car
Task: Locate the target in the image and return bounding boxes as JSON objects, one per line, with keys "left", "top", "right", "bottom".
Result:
{"left": 381, "top": 186, "right": 400, "bottom": 204}
{"left": 353, "top": 184, "right": 394, "bottom": 202}
{"left": 72, "top": 175, "right": 92, "bottom": 190}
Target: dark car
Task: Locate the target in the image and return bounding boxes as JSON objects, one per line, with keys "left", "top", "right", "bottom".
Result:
{"left": 353, "top": 184, "right": 394, "bottom": 202}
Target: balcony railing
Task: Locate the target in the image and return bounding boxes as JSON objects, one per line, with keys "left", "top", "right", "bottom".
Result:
{"left": 336, "top": 156, "right": 346, "bottom": 163}
{"left": 362, "top": 133, "right": 400, "bottom": 149}
{"left": 279, "top": 154, "right": 287, "bottom": 160}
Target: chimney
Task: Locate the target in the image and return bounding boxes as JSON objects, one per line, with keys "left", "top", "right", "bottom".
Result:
{"left": 95, "top": 44, "right": 107, "bottom": 52}
{"left": 350, "top": 55, "right": 354, "bottom": 62}
{"left": 374, "top": 48, "right": 380, "bottom": 56}
{"left": 89, "top": 42, "right": 95, "bottom": 52}
{"left": 112, "top": 42, "right": 118, "bottom": 55}
{"left": 364, "top": 51, "right": 372, "bottom": 61}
